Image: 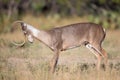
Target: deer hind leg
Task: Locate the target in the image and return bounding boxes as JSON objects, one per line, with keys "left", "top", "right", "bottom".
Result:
{"left": 100, "top": 48, "right": 108, "bottom": 69}
{"left": 85, "top": 44, "right": 102, "bottom": 70}
{"left": 50, "top": 50, "right": 59, "bottom": 73}
{"left": 92, "top": 44, "right": 108, "bottom": 70}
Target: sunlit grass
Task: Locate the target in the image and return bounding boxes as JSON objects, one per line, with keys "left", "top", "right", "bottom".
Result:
{"left": 0, "top": 16, "right": 120, "bottom": 80}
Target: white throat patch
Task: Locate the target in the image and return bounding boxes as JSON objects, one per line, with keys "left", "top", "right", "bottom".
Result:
{"left": 26, "top": 24, "right": 40, "bottom": 37}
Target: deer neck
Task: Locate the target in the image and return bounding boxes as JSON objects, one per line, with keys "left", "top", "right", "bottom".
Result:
{"left": 37, "top": 30, "right": 51, "bottom": 45}
{"left": 27, "top": 25, "right": 51, "bottom": 45}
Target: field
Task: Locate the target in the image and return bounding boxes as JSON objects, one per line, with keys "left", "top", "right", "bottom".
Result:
{"left": 0, "top": 15, "right": 120, "bottom": 80}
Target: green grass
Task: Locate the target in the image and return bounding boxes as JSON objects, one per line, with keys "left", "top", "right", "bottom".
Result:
{"left": 0, "top": 16, "right": 120, "bottom": 80}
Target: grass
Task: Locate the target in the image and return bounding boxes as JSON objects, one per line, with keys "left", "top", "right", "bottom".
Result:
{"left": 0, "top": 15, "right": 120, "bottom": 80}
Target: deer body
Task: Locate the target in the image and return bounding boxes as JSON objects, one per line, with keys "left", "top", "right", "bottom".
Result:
{"left": 13, "top": 21, "right": 107, "bottom": 73}
{"left": 33, "top": 23, "right": 105, "bottom": 51}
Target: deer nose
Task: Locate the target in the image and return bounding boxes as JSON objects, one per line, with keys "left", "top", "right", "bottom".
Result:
{"left": 28, "top": 35, "right": 33, "bottom": 43}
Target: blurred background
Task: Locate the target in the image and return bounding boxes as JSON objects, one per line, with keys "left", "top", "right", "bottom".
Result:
{"left": 0, "top": 1, "right": 120, "bottom": 80}
{"left": 0, "top": 0, "right": 120, "bottom": 33}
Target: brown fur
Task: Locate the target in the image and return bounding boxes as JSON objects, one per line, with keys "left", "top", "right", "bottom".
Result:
{"left": 14, "top": 21, "right": 107, "bottom": 73}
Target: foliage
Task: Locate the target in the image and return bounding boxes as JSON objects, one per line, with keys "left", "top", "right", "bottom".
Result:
{"left": 0, "top": 0, "right": 120, "bottom": 33}
{"left": 88, "top": 11, "right": 120, "bottom": 29}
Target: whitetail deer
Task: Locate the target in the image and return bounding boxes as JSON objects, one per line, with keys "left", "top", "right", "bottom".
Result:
{"left": 12, "top": 21, "right": 107, "bottom": 73}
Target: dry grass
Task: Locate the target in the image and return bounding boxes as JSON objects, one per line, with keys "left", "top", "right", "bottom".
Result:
{"left": 0, "top": 15, "right": 120, "bottom": 80}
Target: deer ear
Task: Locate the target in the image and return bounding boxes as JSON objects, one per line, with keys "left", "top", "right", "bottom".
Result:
{"left": 21, "top": 23, "right": 27, "bottom": 31}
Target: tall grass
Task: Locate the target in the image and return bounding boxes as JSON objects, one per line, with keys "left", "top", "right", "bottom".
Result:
{"left": 0, "top": 16, "right": 120, "bottom": 80}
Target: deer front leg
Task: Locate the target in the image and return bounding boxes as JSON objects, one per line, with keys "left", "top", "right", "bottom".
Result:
{"left": 50, "top": 50, "right": 59, "bottom": 73}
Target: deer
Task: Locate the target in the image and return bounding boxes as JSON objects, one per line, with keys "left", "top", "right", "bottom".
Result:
{"left": 12, "top": 21, "right": 107, "bottom": 73}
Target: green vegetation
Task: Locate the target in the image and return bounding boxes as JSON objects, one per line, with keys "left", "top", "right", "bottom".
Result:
{"left": 0, "top": 0, "right": 120, "bottom": 33}
{"left": 0, "top": 1, "right": 120, "bottom": 79}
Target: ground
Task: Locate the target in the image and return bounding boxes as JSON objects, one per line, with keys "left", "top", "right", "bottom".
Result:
{"left": 0, "top": 16, "right": 120, "bottom": 80}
